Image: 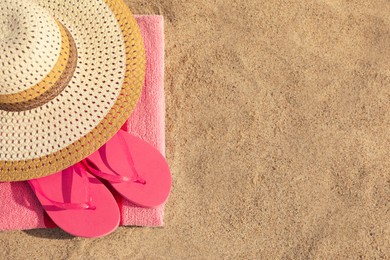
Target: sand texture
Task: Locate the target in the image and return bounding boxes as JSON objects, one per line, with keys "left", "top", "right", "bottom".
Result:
{"left": 1, "top": 0, "right": 390, "bottom": 259}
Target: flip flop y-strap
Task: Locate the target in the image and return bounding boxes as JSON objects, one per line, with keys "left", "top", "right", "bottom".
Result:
{"left": 83, "top": 133, "right": 146, "bottom": 184}
{"left": 117, "top": 132, "right": 147, "bottom": 184}
{"left": 82, "top": 159, "right": 129, "bottom": 183}
{"left": 82, "top": 158, "right": 146, "bottom": 184}
{"left": 29, "top": 163, "right": 96, "bottom": 210}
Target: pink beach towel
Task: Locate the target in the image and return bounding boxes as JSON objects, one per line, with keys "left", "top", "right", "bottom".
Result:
{"left": 0, "top": 15, "right": 166, "bottom": 231}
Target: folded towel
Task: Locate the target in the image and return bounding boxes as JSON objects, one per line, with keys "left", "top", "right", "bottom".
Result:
{"left": 0, "top": 15, "right": 166, "bottom": 231}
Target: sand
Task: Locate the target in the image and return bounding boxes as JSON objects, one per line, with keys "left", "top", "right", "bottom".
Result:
{"left": 1, "top": 0, "right": 390, "bottom": 259}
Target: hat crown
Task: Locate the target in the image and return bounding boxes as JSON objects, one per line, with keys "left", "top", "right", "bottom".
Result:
{"left": 0, "top": 0, "right": 62, "bottom": 95}
{"left": 0, "top": 12, "right": 16, "bottom": 42}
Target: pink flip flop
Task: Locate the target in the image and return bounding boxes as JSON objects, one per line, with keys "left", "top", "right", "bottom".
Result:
{"left": 83, "top": 129, "right": 172, "bottom": 208}
{"left": 28, "top": 163, "right": 120, "bottom": 238}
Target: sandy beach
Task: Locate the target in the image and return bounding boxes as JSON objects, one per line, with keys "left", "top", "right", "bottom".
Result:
{"left": 1, "top": 0, "right": 390, "bottom": 258}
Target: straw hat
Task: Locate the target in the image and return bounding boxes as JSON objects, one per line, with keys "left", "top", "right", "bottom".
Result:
{"left": 0, "top": 0, "right": 145, "bottom": 181}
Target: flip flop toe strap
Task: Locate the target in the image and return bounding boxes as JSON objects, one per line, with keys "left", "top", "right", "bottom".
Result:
{"left": 29, "top": 163, "right": 96, "bottom": 210}
{"left": 83, "top": 132, "right": 147, "bottom": 184}
{"left": 82, "top": 159, "right": 146, "bottom": 184}
{"left": 83, "top": 160, "right": 130, "bottom": 183}
{"left": 117, "top": 132, "right": 146, "bottom": 185}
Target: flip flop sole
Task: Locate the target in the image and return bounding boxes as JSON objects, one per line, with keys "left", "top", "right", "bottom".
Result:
{"left": 88, "top": 130, "right": 172, "bottom": 208}
{"left": 29, "top": 166, "right": 120, "bottom": 238}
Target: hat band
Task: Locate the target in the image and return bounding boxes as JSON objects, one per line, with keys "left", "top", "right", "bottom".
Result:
{"left": 0, "top": 21, "right": 77, "bottom": 112}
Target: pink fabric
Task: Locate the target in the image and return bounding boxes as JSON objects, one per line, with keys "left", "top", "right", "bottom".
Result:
{"left": 0, "top": 15, "right": 166, "bottom": 231}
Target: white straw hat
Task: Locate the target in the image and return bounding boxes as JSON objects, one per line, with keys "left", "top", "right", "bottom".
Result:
{"left": 0, "top": 0, "right": 145, "bottom": 181}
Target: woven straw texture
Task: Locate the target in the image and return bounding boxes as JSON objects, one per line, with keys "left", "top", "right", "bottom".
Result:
{"left": 0, "top": 0, "right": 145, "bottom": 181}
